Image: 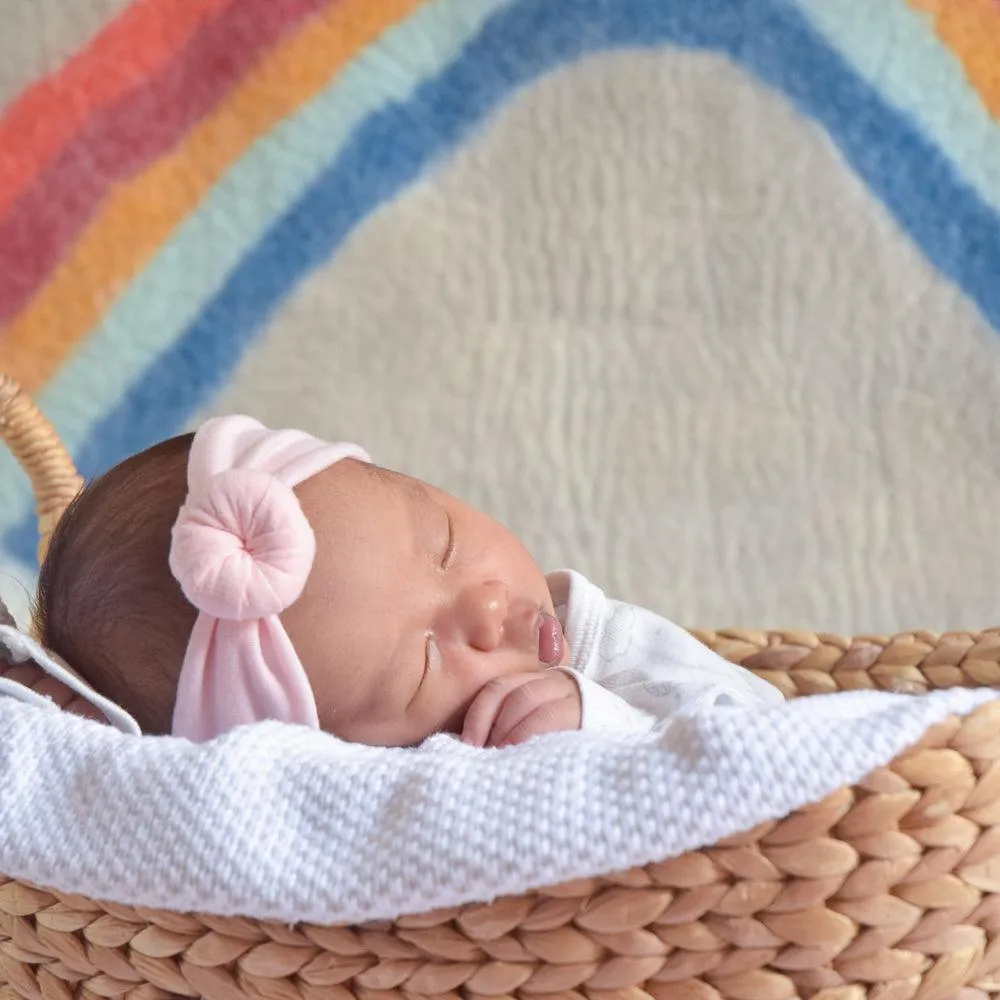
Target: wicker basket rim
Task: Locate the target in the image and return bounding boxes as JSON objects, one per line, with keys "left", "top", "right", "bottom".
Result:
{"left": 0, "top": 373, "right": 83, "bottom": 564}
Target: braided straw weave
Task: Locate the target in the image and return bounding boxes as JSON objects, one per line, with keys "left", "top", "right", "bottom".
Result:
{"left": 3, "top": 376, "right": 1000, "bottom": 1000}
{"left": 0, "top": 374, "right": 82, "bottom": 564}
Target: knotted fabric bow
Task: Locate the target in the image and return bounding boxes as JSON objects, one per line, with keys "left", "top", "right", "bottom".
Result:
{"left": 169, "top": 416, "right": 369, "bottom": 741}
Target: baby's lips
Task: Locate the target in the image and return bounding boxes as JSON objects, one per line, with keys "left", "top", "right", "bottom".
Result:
{"left": 538, "top": 613, "right": 565, "bottom": 666}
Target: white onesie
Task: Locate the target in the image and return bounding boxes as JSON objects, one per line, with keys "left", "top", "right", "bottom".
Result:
{"left": 548, "top": 569, "right": 784, "bottom": 733}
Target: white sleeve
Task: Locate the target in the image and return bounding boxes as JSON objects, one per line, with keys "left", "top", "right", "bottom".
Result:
{"left": 565, "top": 599, "right": 784, "bottom": 733}
{"left": 555, "top": 669, "right": 658, "bottom": 733}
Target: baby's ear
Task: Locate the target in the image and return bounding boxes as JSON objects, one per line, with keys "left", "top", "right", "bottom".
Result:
{"left": 0, "top": 597, "right": 15, "bottom": 631}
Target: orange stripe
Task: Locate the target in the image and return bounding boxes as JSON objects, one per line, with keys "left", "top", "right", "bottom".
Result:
{"left": 907, "top": 0, "right": 1000, "bottom": 117}
{"left": 0, "top": 0, "right": 230, "bottom": 217}
{"left": 0, "top": 0, "right": 424, "bottom": 391}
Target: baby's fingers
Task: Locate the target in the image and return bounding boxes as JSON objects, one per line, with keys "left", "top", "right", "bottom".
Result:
{"left": 461, "top": 673, "right": 538, "bottom": 747}
{"left": 1, "top": 662, "right": 104, "bottom": 721}
{"left": 493, "top": 696, "right": 579, "bottom": 748}
{"left": 485, "top": 674, "right": 570, "bottom": 748}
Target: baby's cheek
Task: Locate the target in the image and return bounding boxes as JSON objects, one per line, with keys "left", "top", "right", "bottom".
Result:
{"left": 417, "top": 674, "right": 473, "bottom": 739}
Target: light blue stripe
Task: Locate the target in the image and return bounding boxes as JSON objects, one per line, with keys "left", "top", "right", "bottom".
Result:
{"left": 0, "top": 0, "right": 513, "bottom": 540}
{"left": 792, "top": 0, "right": 1000, "bottom": 212}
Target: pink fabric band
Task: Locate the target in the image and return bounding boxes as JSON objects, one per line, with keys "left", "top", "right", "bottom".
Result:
{"left": 169, "top": 416, "right": 369, "bottom": 742}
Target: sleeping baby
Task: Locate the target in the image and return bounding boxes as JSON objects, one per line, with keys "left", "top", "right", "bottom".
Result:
{"left": 21, "top": 416, "right": 782, "bottom": 745}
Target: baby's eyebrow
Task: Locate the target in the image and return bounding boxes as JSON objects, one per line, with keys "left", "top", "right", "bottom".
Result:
{"left": 386, "top": 470, "right": 434, "bottom": 515}
{"left": 408, "top": 484, "right": 442, "bottom": 538}
{"left": 369, "top": 466, "right": 440, "bottom": 547}
{"left": 367, "top": 464, "right": 426, "bottom": 504}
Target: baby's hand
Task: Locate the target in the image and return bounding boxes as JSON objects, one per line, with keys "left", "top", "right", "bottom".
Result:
{"left": 461, "top": 670, "right": 582, "bottom": 748}
{"left": 0, "top": 661, "right": 105, "bottom": 722}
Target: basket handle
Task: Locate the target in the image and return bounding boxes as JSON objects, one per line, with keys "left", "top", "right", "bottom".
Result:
{"left": 0, "top": 374, "right": 83, "bottom": 563}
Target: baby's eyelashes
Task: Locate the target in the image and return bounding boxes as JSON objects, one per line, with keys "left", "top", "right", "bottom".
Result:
{"left": 405, "top": 634, "right": 437, "bottom": 711}
{"left": 406, "top": 632, "right": 441, "bottom": 709}
{"left": 440, "top": 509, "right": 455, "bottom": 569}
{"left": 424, "top": 633, "right": 442, "bottom": 675}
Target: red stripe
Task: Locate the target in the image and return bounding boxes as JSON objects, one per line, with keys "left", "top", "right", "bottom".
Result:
{"left": 0, "top": 0, "right": 332, "bottom": 323}
{"left": 0, "top": 0, "right": 230, "bottom": 218}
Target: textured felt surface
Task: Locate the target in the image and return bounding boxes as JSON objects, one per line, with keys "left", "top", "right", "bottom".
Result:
{"left": 1, "top": 0, "right": 999, "bottom": 632}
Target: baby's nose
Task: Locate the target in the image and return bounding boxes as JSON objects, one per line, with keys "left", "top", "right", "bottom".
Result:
{"left": 453, "top": 581, "right": 508, "bottom": 652}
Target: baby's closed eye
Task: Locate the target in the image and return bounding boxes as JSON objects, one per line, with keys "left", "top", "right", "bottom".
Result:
{"left": 439, "top": 509, "right": 455, "bottom": 568}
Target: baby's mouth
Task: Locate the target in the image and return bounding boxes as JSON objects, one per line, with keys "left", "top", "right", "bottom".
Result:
{"left": 538, "top": 613, "right": 564, "bottom": 666}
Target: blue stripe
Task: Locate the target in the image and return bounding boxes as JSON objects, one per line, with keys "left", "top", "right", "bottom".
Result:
{"left": 9, "top": 0, "right": 1000, "bottom": 560}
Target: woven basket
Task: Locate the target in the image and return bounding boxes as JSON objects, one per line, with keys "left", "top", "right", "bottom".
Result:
{"left": 2, "top": 374, "right": 1000, "bottom": 1000}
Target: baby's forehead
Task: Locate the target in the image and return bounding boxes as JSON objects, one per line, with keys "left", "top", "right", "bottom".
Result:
{"left": 371, "top": 465, "right": 434, "bottom": 501}
{"left": 301, "top": 460, "right": 436, "bottom": 527}
{"left": 351, "top": 462, "right": 438, "bottom": 506}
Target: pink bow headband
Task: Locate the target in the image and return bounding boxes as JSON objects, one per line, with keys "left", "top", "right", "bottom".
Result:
{"left": 169, "top": 416, "right": 369, "bottom": 742}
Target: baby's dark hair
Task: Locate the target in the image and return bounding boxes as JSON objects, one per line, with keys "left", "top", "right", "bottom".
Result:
{"left": 34, "top": 433, "right": 197, "bottom": 734}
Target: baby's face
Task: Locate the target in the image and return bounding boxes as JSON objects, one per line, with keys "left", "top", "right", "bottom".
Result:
{"left": 282, "top": 459, "right": 567, "bottom": 746}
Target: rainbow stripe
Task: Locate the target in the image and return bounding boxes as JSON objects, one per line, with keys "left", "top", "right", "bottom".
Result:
{"left": 0, "top": 0, "right": 331, "bottom": 323}
{"left": 1, "top": 0, "right": 1000, "bottom": 562}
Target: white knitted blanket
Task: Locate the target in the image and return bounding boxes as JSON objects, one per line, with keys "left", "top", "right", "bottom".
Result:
{"left": 1, "top": 676, "right": 996, "bottom": 924}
